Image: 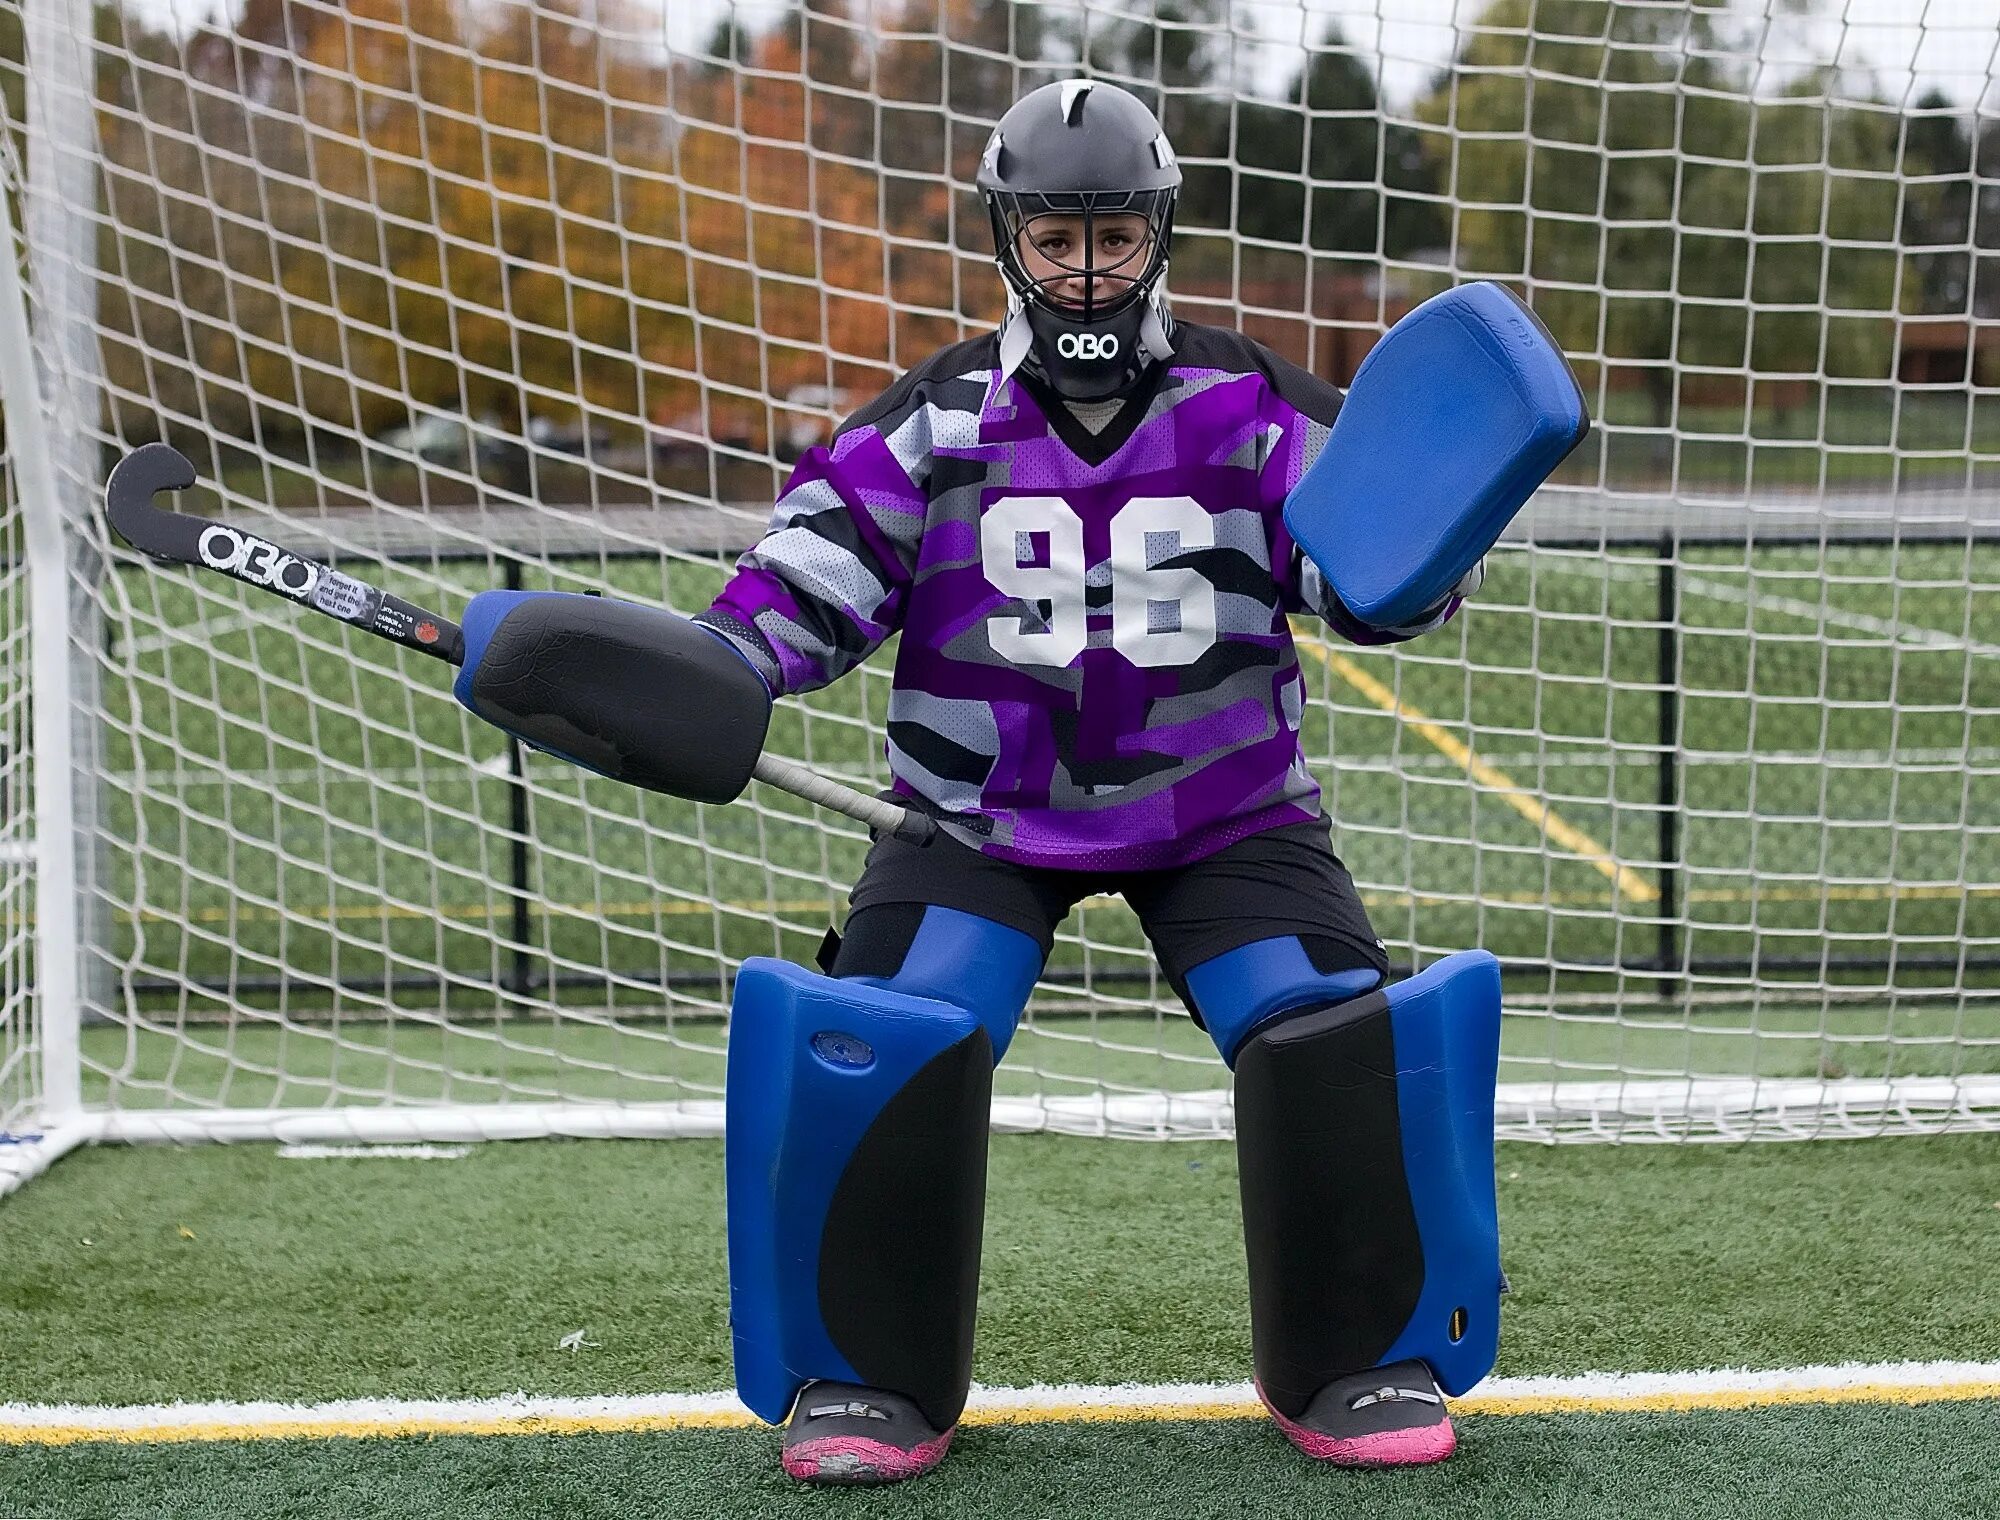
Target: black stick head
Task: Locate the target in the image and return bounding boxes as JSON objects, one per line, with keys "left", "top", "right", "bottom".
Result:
{"left": 105, "top": 443, "right": 201, "bottom": 563}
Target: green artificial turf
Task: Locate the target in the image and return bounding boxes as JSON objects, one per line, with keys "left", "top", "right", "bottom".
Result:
{"left": 77, "top": 991, "right": 2000, "bottom": 1127}
{"left": 63, "top": 537, "right": 2000, "bottom": 1157}
{"left": 5, "top": 1132, "right": 1999, "bottom": 1407}
{"left": 6, "top": 1132, "right": 1999, "bottom": 1520}
{"left": 6, "top": 1403, "right": 1999, "bottom": 1520}
{"left": 86, "top": 541, "right": 2000, "bottom": 1013}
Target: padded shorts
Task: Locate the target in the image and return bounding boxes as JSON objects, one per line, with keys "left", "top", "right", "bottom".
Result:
{"left": 833, "top": 817, "right": 1389, "bottom": 1019}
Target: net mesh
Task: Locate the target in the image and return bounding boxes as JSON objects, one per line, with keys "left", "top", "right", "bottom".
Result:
{"left": 0, "top": 0, "right": 1994, "bottom": 1151}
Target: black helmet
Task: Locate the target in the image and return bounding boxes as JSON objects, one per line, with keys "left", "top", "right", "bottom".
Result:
{"left": 977, "top": 80, "right": 1181, "bottom": 401}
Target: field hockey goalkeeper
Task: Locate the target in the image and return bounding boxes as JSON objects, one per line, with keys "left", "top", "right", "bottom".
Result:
{"left": 107, "top": 77, "right": 1584, "bottom": 1490}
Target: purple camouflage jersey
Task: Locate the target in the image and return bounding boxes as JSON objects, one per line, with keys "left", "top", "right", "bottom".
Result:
{"left": 698, "top": 324, "right": 1461, "bottom": 871}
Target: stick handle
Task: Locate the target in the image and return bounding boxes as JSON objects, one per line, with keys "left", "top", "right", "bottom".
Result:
{"left": 751, "top": 753, "right": 939, "bottom": 845}
{"left": 106, "top": 444, "right": 941, "bottom": 846}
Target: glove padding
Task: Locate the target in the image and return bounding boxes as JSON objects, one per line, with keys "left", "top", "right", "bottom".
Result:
{"left": 1284, "top": 281, "right": 1587, "bottom": 630}
{"left": 454, "top": 591, "right": 771, "bottom": 803}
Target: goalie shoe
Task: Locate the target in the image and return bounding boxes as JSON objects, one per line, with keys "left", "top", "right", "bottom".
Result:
{"left": 781, "top": 1380, "right": 956, "bottom": 1484}
{"left": 1260, "top": 1359, "right": 1455, "bottom": 1467}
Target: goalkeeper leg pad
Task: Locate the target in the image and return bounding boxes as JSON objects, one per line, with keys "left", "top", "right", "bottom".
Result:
{"left": 1216, "top": 947, "right": 1504, "bottom": 1421}
{"left": 726, "top": 909, "right": 1041, "bottom": 1438}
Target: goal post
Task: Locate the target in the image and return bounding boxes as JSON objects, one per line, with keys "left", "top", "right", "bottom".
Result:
{"left": 1, "top": 0, "right": 108, "bottom": 1194}
{"left": 4, "top": 0, "right": 2000, "bottom": 1191}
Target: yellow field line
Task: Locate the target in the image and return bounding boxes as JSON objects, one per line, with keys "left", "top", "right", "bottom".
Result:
{"left": 7, "top": 1375, "right": 1997, "bottom": 1446}
{"left": 967, "top": 1380, "right": 2000, "bottom": 1425}
{"left": 1294, "top": 636, "right": 1659, "bottom": 905}
{"left": 1453, "top": 1380, "right": 2000, "bottom": 1417}
{"left": 0, "top": 1411, "right": 760, "bottom": 1446}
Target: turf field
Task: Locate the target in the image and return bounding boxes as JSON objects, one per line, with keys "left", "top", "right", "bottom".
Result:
{"left": 4, "top": 1132, "right": 1999, "bottom": 1517}
{"left": 26, "top": 506, "right": 1994, "bottom": 1516}
{"left": 82, "top": 536, "right": 2000, "bottom": 1117}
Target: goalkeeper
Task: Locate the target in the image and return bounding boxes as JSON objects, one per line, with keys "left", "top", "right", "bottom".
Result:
{"left": 688, "top": 78, "right": 1523, "bottom": 1486}
{"left": 90, "top": 50, "right": 1595, "bottom": 1473}
{"left": 455, "top": 78, "right": 1553, "bottom": 1485}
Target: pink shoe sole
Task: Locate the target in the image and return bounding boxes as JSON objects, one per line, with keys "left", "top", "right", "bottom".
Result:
{"left": 1260, "top": 1383, "right": 1458, "bottom": 1467}
{"left": 782, "top": 1427, "right": 955, "bottom": 1484}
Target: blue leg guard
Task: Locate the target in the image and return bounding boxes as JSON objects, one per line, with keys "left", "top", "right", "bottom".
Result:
{"left": 1190, "top": 942, "right": 1504, "bottom": 1411}
{"left": 725, "top": 908, "right": 1041, "bottom": 1432}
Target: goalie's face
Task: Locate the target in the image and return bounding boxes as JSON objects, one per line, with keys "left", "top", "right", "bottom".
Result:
{"left": 1015, "top": 212, "right": 1153, "bottom": 311}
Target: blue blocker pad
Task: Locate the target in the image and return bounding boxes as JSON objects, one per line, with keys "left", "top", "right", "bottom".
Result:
{"left": 454, "top": 589, "right": 770, "bottom": 803}
{"left": 1284, "top": 282, "right": 1589, "bottom": 629}
{"left": 1232, "top": 950, "right": 1504, "bottom": 1411}
{"left": 726, "top": 909, "right": 1041, "bottom": 1431}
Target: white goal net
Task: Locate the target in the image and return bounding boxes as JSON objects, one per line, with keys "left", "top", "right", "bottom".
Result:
{"left": 4, "top": 0, "right": 1999, "bottom": 1190}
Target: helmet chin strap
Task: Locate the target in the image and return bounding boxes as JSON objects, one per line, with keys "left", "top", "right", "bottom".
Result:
{"left": 1137, "top": 289, "right": 1174, "bottom": 367}
{"left": 998, "top": 294, "right": 1035, "bottom": 385}
{"left": 995, "top": 283, "right": 1176, "bottom": 402}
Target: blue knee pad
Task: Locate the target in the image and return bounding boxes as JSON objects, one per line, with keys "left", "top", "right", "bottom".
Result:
{"left": 837, "top": 904, "right": 1039, "bottom": 1064}
{"left": 725, "top": 908, "right": 1040, "bottom": 1431}
{"left": 1182, "top": 936, "right": 1384, "bottom": 1066}
{"left": 1190, "top": 943, "right": 1504, "bottom": 1410}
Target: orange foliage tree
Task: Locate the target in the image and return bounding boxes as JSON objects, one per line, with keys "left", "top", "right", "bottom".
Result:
{"left": 93, "top": 0, "right": 1072, "bottom": 448}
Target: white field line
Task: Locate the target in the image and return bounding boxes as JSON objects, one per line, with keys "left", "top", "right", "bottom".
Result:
{"left": 277, "top": 1144, "right": 469, "bottom": 1161}
{"left": 106, "top": 755, "right": 879, "bottom": 792}
{"left": 1540, "top": 556, "right": 2000, "bottom": 660}
{"left": 1679, "top": 571, "right": 2000, "bottom": 659}
{"left": 123, "top": 612, "right": 264, "bottom": 659}
{"left": 4, "top": 1360, "right": 1997, "bottom": 1445}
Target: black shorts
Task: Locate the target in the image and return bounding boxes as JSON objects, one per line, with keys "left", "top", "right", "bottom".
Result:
{"left": 828, "top": 817, "right": 1388, "bottom": 1019}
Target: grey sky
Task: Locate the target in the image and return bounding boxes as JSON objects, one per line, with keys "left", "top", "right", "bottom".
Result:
{"left": 660, "top": 0, "right": 2000, "bottom": 111}
{"left": 131, "top": 0, "right": 2000, "bottom": 111}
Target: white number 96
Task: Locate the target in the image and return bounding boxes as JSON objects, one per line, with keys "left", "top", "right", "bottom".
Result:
{"left": 979, "top": 494, "right": 1218, "bottom": 669}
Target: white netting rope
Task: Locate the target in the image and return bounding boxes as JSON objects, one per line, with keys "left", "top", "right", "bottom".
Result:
{"left": 0, "top": 0, "right": 1989, "bottom": 1163}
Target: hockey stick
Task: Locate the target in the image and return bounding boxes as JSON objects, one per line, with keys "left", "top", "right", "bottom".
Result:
{"left": 104, "top": 443, "right": 937, "bottom": 845}
{"left": 108, "top": 443, "right": 470, "bottom": 665}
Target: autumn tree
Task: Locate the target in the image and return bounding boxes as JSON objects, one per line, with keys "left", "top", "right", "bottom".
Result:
{"left": 67, "top": 0, "right": 1982, "bottom": 456}
{"left": 1900, "top": 91, "right": 1977, "bottom": 318}
{"left": 285, "top": 0, "right": 680, "bottom": 435}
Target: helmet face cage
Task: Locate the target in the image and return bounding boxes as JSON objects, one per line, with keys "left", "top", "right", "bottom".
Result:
{"left": 987, "top": 187, "right": 1176, "bottom": 325}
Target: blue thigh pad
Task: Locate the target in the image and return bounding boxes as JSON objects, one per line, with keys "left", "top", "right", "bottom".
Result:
{"left": 842, "top": 906, "right": 1042, "bottom": 1065}
{"left": 725, "top": 909, "right": 1041, "bottom": 1431}
{"left": 1231, "top": 949, "right": 1504, "bottom": 1410}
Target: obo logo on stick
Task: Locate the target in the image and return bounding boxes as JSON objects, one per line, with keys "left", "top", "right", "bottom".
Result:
{"left": 197, "top": 524, "right": 320, "bottom": 599}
